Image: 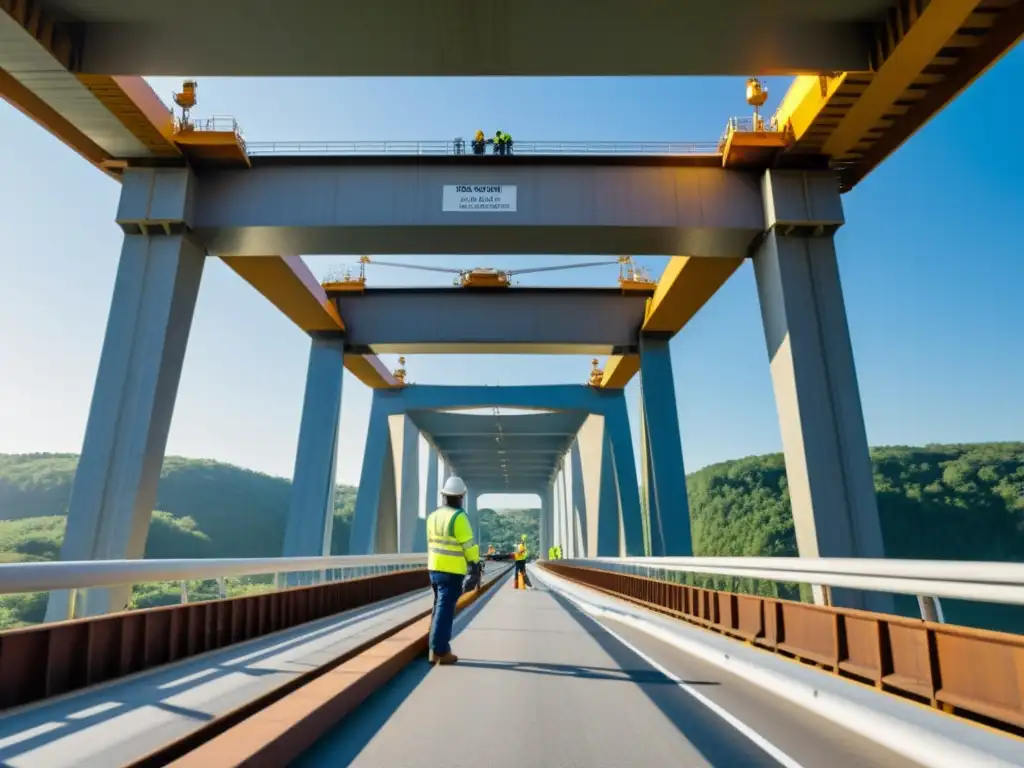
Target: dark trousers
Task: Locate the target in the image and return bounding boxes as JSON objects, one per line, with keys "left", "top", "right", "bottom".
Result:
{"left": 429, "top": 571, "right": 464, "bottom": 655}
{"left": 514, "top": 559, "right": 532, "bottom": 587}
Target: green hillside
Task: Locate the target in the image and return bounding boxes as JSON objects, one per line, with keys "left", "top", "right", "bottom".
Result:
{"left": 0, "top": 442, "right": 1021, "bottom": 631}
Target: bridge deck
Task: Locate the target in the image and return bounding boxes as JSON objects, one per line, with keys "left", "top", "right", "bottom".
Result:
{"left": 298, "top": 567, "right": 912, "bottom": 768}
{"left": 0, "top": 589, "right": 435, "bottom": 767}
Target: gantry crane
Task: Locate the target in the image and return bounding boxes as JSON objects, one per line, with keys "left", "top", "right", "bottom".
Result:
{"left": 321, "top": 256, "right": 655, "bottom": 293}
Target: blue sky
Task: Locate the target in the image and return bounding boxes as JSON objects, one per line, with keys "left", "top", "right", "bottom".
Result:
{"left": 0, "top": 56, "right": 1021, "bottom": 512}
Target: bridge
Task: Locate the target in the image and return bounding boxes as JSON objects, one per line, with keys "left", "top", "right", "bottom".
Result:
{"left": 1, "top": 0, "right": 1023, "bottom": 764}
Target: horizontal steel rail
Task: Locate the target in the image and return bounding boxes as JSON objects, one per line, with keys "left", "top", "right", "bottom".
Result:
{"left": 0, "top": 553, "right": 427, "bottom": 595}
{"left": 543, "top": 562, "right": 1024, "bottom": 735}
{"left": 567, "top": 556, "right": 1024, "bottom": 608}
{"left": 245, "top": 139, "right": 721, "bottom": 156}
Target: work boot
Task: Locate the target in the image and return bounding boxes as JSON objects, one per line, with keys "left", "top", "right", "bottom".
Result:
{"left": 434, "top": 652, "right": 459, "bottom": 665}
{"left": 428, "top": 650, "right": 436, "bottom": 663}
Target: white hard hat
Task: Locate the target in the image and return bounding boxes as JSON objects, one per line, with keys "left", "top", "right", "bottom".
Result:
{"left": 442, "top": 475, "right": 467, "bottom": 496}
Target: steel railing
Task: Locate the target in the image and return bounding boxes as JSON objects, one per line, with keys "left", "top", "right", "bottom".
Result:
{"left": 244, "top": 139, "right": 721, "bottom": 157}
{"left": 555, "top": 556, "right": 1024, "bottom": 622}
{"left": 0, "top": 553, "right": 427, "bottom": 596}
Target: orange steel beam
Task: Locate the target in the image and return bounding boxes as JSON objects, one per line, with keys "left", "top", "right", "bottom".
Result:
{"left": 0, "top": 67, "right": 116, "bottom": 178}
{"left": 775, "top": 0, "right": 1019, "bottom": 191}
{"left": 76, "top": 75, "right": 181, "bottom": 157}
{"left": 220, "top": 256, "right": 399, "bottom": 389}
{"left": 601, "top": 256, "right": 745, "bottom": 388}
{"left": 821, "top": 0, "right": 981, "bottom": 160}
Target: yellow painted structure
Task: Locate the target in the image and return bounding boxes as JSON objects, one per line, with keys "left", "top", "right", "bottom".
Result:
{"left": 600, "top": 256, "right": 745, "bottom": 388}
{"left": 221, "top": 256, "right": 400, "bottom": 389}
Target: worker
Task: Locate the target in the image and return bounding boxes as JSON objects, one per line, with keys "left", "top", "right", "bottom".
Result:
{"left": 503, "top": 130, "right": 514, "bottom": 155}
{"left": 554, "top": 544, "right": 562, "bottom": 560}
{"left": 472, "top": 129, "right": 487, "bottom": 155}
{"left": 426, "top": 475, "right": 481, "bottom": 665}
{"left": 513, "top": 533, "right": 533, "bottom": 588}
{"left": 488, "top": 544, "right": 496, "bottom": 556}
{"left": 493, "top": 130, "right": 506, "bottom": 156}
{"left": 548, "top": 546, "right": 554, "bottom": 560}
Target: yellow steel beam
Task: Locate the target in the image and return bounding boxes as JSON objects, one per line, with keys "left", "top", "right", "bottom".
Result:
{"left": 821, "top": 0, "right": 981, "bottom": 160}
{"left": 600, "top": 256, "right": 745, "bottom": 388}
{"left": 774, "top": 73, "right": 852, "bottom": 144}
{"left": 601, "top": 354, "right": 640, "bottom": 389}
{"left": 220, "top": 256, "right": 399, "bottom": 389}
{"left": 642, "top": 256, "right": 745, "bottom": 334}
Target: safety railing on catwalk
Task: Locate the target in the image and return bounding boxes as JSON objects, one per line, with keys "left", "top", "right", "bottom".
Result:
{"left": 245, "top": 139, "right": 721, "bottom": 156}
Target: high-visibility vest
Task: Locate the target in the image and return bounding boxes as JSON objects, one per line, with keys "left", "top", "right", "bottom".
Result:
{"left": 514, "top": 542, "right": 528, "bottom": 561}
{"left": 426, "top": 506, "right": 479, "bottom": 575}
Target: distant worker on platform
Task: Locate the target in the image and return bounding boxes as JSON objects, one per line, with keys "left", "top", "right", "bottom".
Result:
{"left": 513, "top": 533, "right": 533, "bottom": 588}
{"left": 472, "top": 129, "right": 487, "bottom": 155}
{"left": 426, "top": 475, "right": 482, "bottom": 665}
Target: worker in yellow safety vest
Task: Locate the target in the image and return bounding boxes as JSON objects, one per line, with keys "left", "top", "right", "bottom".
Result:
{"left": 554, "top": 545, "right": 562, "bottom": 559}
{"left": 426, "top": 476, "right": 481, "bottom": 665}
{"left": 513, "top": 533, "right": 533, "bottom": 588}
{"left": 548, "top": 546, "right": 555, "bottom": 560}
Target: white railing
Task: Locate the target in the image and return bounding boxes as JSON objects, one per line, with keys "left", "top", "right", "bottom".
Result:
{"left": 559, "top": 556, "right": 1024, "bottom": 622}
{"left": 244, "top": 139, "right": 721, "bottom": 157}
{"left": 0, "top": 553, "right": 427, "bottom": 596}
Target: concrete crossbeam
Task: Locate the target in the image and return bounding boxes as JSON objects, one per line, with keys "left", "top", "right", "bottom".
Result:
{"left": 191, "top": 163, "right": 763, "bottom": 257}
{"left": 335, "top": 288, "right": 648, "bottom": 355}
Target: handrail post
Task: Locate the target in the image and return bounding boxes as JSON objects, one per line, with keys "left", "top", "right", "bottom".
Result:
{"left": 180, "top": 580, "right": 189, "bottom": 604}
{"left": 918, "top": 595, "right": 945, "bottom": 623}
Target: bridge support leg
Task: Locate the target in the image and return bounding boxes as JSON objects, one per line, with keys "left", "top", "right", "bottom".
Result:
{"left": 389, "top": 414, "right": 420, "bottom": 553}
{"left": 754, "top": 228, "right": 890, "bottom": 612}
{"left": 467, "top": 487, "right": 478, "bottom": 541}
{"left": 576, "top": 415, "right": 623, "bottom": 557}
{"left": 46, "top": 234, "right": 205, "bottom": 621}
{"left": 539, "top": 484, "right": 550, "bottom": 559}
{"left": 543, "top": 483, "right": 556, "bottom": 556}
{"left": 349, "top": 395, "right": 399, "bottom": 554}
{"left": 283, "top": 335, "right": 344, "bottom": 560}
{"left": 570, "top": 440, "right": 589, "bottom": 557}
{"left": 606, "top": 392, "right": 645, "bottom": 556}
{"left": 639, "top": 334, "right": 692, "bottom": 556}
{"left": 416, "top": 445, "right": 438, "bottom": 552}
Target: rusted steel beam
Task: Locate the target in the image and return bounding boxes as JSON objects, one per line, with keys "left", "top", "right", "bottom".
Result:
{"left": 162, "top": 566, "right": 510, "bottom": 767}
{"left": 541, "top": 562, "right": 1024, "bottom": 736}
{"left": 0, "top": 568, "right": 430, "bottom": 711}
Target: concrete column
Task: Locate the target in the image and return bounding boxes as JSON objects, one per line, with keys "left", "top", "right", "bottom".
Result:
{"left": 543, "top": 483, "right": 555, "bottom": 557}
{"left": 539, "top": 486, "right": 550, "bottom": 559}
{"left": 388, "top": 414, "right": 421, "bottom": 553}
{"left": 467, "top": 488, "right": 478, "bottom": 539}
{"left": 416, "top": 444, "right": 439, "bottom": 552}
{"left": 576, "top": 414, "right": 622, "bottom": 557}
{"left": 283, "top": 336, "right": 345, "bottom": 559}
{"left": 46, "top": 233, "right": 206, "bottom": 621}
{"left": 605, "top": 392, "right": 644, "bottom": 556}
{"left": 639, "top": 334, "right": 692, "bottom": 556}
{"left": 560, "top": 461, "right": 573, "bottom": 557}
{"left": 638, "top": 397, "right": 654, "bottom": 556}
{"left": 570, "top": 440, "right": 589, "bottom": 556}
{"left": 754, "top": 221, "right": 889, "bottom": 611}
{"left": 350, "top": 395, "right": 398, "bottom": 554}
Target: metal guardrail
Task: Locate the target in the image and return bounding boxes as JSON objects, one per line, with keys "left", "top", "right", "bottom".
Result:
{"left": 245, "top": 139, "right": 721, "bottom": 157}
{"left": 0, "top": 553, "right": 427, "bottom": 595}
{"left": 543, "top": 562, "right": 1024, "bottom": 735}
{"left": 566, "top": 556, "right": 1024, "bottom": 618}
{"left": 0, "top": 566, "right": 433, "bottom": 712}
